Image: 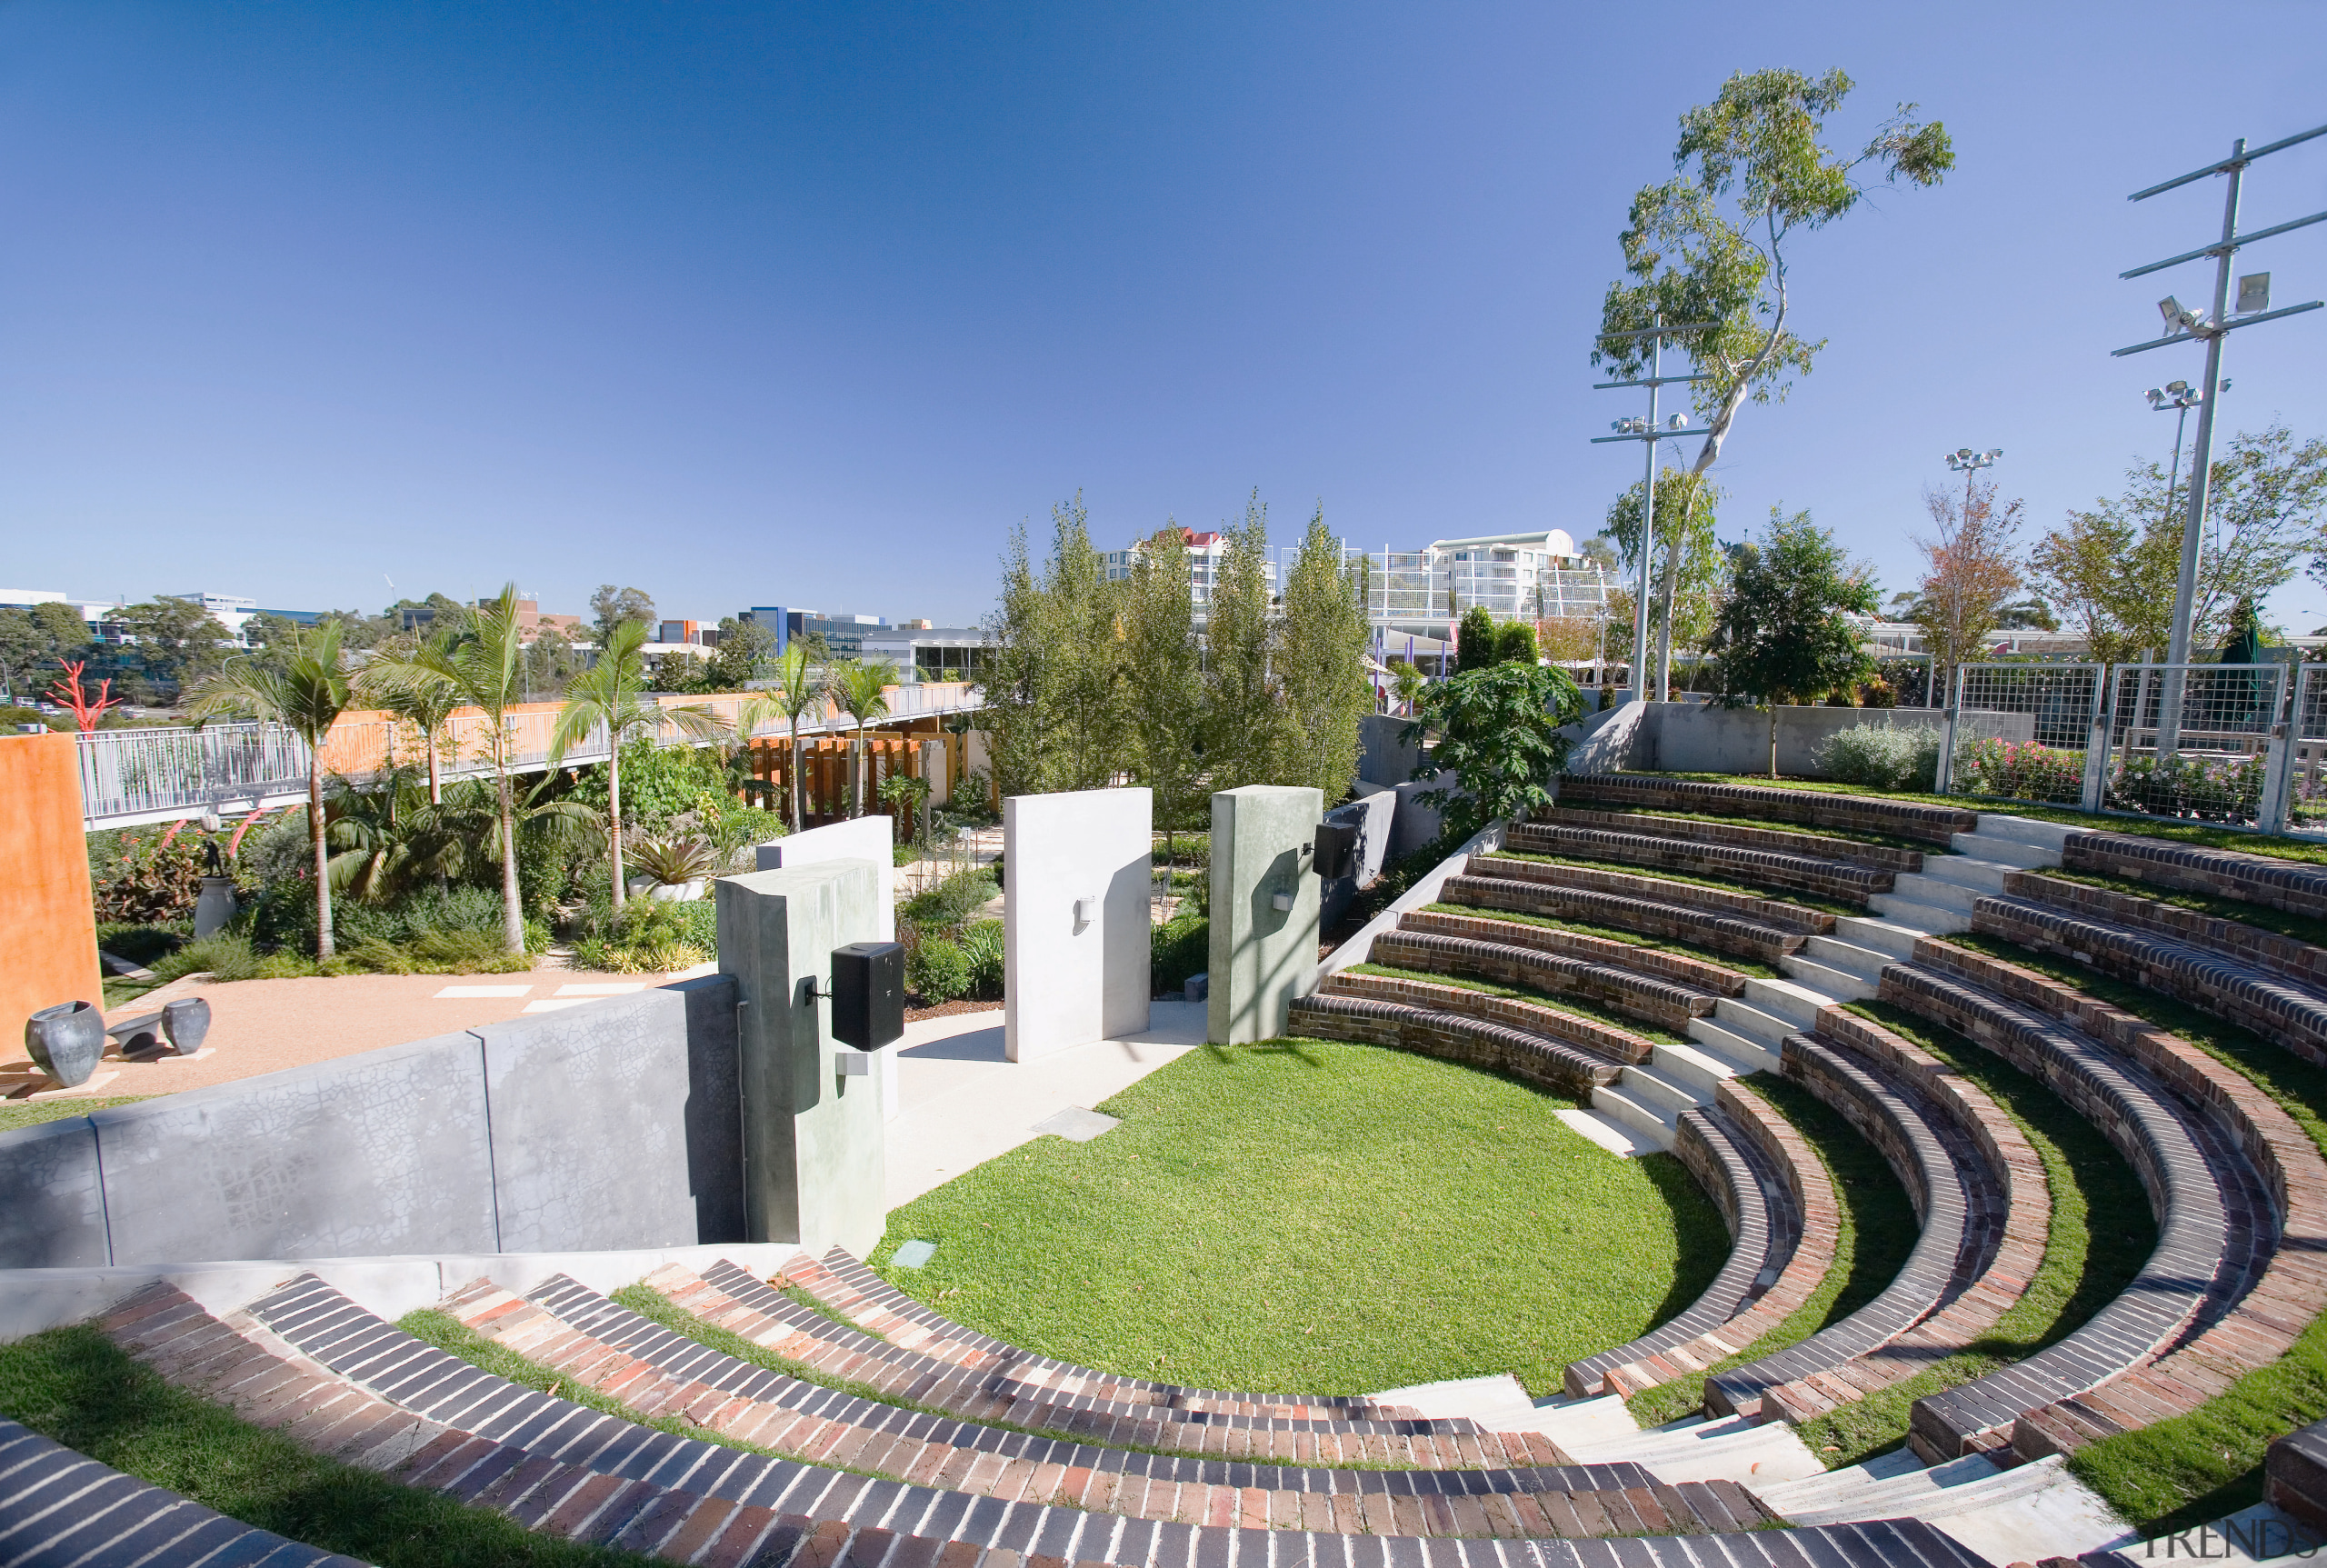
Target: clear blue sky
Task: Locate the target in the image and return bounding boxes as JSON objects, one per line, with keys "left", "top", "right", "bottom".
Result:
{"left": 4, "top": 2, "right": 2323, "bottom": 632}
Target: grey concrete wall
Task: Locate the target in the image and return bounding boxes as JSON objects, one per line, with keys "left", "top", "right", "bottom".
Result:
{"left": 756, "top": 816, "right": 899, "bottom": 1114}
{"left": 1560, "top": 700, "right": 1654, "bottom": 775}
{"left": 1580, "top": 703, "right": 1970, "bottom": 780}
{"left": 1002, "top": 787, "right": 1152, "bottom": 1062}
{"left": 718, "top": 860, "right": 889, "bottom": 1259}
{"left": 1356, "top": 713, "right": 1425, "bottom": 789}
{"left": 1209, "top": 785, "right": 1323, "bottom": 1044}
{"left": 1321, "top": 788, "right": 1397, "bottom": 930}
{"left": 0, "top": 978, "right": 746, "bottom": 1271}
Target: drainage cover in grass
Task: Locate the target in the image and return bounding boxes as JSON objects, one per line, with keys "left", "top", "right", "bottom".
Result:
{"left": 872, "top": 1039, "right": 1728, "bottom": 1397}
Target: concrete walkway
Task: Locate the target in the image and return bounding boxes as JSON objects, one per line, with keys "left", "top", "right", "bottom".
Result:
{"left": 886, "top": 1001, "right": 1206, "bottom": 1207}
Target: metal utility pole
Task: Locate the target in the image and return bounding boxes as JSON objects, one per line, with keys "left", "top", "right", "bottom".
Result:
{"left": 2113, "top": 122, "right": 2325, "bottom": 753}
{"left": 1592, "top": 319, "right": 1713, "bottom": 704}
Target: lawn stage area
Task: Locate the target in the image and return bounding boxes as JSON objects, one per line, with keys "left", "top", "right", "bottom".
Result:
{"left": 870, "top": 1039, "right": 1729, "bottom": 1399}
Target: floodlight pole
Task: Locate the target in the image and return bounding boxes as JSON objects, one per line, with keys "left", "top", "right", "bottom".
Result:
{"left": 1591, "top": 320, "right": 1713, "bottom": 704}
{"left": 2114, "top": 122, "right": 2327, "bottom": 754}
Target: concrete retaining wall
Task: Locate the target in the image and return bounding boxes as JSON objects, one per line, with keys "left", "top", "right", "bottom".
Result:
{"left": 0, "top": 975, "right": 743, "bottom": 1272}
{"left": 1551, "top": 702, "right": 2034, "bottom": 780}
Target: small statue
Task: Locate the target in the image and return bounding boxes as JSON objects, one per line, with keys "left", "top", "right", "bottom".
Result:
{"left": 204, "top": 836, "right": 225, "bottom": 876}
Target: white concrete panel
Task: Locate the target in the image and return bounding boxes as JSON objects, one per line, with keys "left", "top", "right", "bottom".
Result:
{"left": 756, "top": 817, "right": 901, "bottom": 1116}
{"left": 1004, "top": 787, "right": 1152, "bottom": 1062}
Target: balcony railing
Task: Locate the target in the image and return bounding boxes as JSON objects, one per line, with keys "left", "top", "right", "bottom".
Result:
{"left": 76, "top": 683, "right": 983, "bottom": 829}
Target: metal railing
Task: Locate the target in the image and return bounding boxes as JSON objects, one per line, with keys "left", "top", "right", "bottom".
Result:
{"left": 77, "top": 683, "right": 984, "bottom": 829}
{"left": 1938, "top": 663, "right": 2106, "bottom": 809}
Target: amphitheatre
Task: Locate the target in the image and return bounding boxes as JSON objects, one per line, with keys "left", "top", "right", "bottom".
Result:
{"left": 15, "top": 715, "right": 2327, "bottom": 1568}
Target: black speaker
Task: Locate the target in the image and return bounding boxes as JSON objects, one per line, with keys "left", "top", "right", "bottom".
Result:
{"left": 1313, "top": 819, "right": 1360, "bottom": 882}
{"left": 830, "top": 941, "right": 905, "bottom": 1050}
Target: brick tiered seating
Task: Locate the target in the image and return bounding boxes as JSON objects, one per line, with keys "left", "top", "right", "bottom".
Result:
{"left": 1976, "top": 877, "right": 2327, "bottom": 1067}
{"left": 1369, "top": 919, "right": 1725, "bottom": 1031}
{"left": 1440, "top": 854, "right": 1826, "bottom": 964}
{"left": 103, "top": 1273, "right": 1978, "bottom": 1563}
{"left": 1318, "top": 966, "right": 1660, "bottom": 1063}
{"left": 1554, "top": 774, "right": 1979, "bottom": 846}
{"left": 1541, "top": 807, "right": 1925, "bottom": 874}
{"left": 1564, "top": 1083, "right": 1833, "bottom": 1399}
{"left": 1287, "top": 993, "right": 1627, "bottom": 1097}
{"left": 1702, "top": 1030, "right": 2008, "bottom": 1421}
{"left": 1505, "top": 821, "right": 1893, "bottom": 907}
{"left": 1895, "top": 941, "right": 2327, "bottom": 1464}
{"left": 1878, "top": 954, "right": 2284, "bottom": 1461}
{"left": 0, "top": 1415, "right": 364, "bottom": 1566}
{"left": 1397, "top": 908, "right": 1750, "bottom": 998}
{"left": 2062, "top": 831, "right": 2327, "bottom": 919}
{"left": 1476, "top": 855, "right": 1836, "bottom": 935}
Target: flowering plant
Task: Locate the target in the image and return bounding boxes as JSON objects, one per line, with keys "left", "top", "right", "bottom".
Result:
{"left": 1951, "top": 738, "right": 2085, "bottom": 804}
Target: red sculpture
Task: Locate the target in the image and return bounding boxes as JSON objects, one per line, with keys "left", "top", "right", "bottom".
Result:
{"left": 45, "top": 660, "right": 122, "bottom": 733}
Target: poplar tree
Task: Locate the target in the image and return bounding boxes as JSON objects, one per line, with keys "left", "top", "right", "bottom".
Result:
{"left": 1202, "top": 492, "right": 1284, "bottom": 794}
{"left": 1123, "top": 523, "right": 1206, "bottom": 853}
{"left": 1277, "top": 507, "right": 1373, "bottom": 802}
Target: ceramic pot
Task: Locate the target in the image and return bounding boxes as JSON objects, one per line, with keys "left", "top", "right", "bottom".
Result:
{"left": 25, "top": 1000, "right": 105, "bottom": 1088}
{"left": 163, "top": 997, "right": 212, "bottom": 1054}
{"left": 194, "top": 876, "right": 239, "bottom": 940}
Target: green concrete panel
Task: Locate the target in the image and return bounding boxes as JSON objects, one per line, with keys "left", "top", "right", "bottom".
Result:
{"left": 1207, "top": 785, "right": 1323, "bottom": 1044}
{"left": 715, "top": 859, "right": 888, "bottom": 1257}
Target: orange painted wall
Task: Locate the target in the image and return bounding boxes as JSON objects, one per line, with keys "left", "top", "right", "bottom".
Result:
{"left": 0, "top": 732, "right": 103, "bottom": 1036}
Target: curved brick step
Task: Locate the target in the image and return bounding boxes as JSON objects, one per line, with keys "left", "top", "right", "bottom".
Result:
{"left": 744, "top": 1253, "right": 1467, "bottom": 1432}
{"left": 204, "top": 1273, "right": 1833, "bottom": 1559}
{"left": 1541, "top": 806, "right": 1926, "bottom": 874}
{"left": 1396, "top": 908, "right": 1750, "bottom": 999}
{"left": 1315, "top": 972, "right": 1654, "bottom": 1067}
{"left": 1554, "top": 774, "right": 1979, "bottom": 847}
{"left": 1367, "top": 926, "right": 1721, "bottom": 1032}
{"left": 1703, "top": 1031, "right": 2002, "bottom": 1421}
{"left": 1876, "top": 958, "right": 2279, "bottom": 1463}
{"left": 1974, "top": 889, "right": 2327, "bottom": 1067}
{"left": 0, "top": 1414, "right": 365, "bottom": 1566}
{"left": 1754, "top": 1009, "right": 2050, "bottom": 1427}
{"left": 1896, "top": 942, "right": 2327, "bottom": 1465}
{"left": 1563, "top": 1089, "right": 1824, "bottom": 1399}
{"left": 2004, "top": 869, "right": 2327, "bottom": 994}
{"left": 1506, "top": 823, "right": 1892, "bottom": 907}
{"left": 1441, "top": 874, "right": 1805, "bottom": 965}
{"left": 1473, "top": 854, "right": 1837, "bottom": 935}
{"left": 2062, "top": 831, "right": 2327, "bottom": 921}
{"left": 1286, "top": 993, "right": 1627, "bottom": 1097}
{"left": 446, "top": 1273, "right": 1757, "bottom": 1540}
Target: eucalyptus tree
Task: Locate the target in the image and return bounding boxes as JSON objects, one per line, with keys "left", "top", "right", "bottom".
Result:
{"left": 828, "top": 657, "right": 897, "bottom": 818}
{"left": 1604, "top": 472, "right": 1724, "bottom": 697}
{"left": 1122, "top": 522, "right": 1206, "bottom": 857}
{"left": 1595, "top": 68, "right": 1951, "bottom": 699}
{"left": 186, "top": 621, "right": 356, "bottom": 958}
{"left": 1276, "top": 507, "right": 1374, "bottom": 802}
{"left": 550, "top": 618, "right": 730, "bottom": 911}
{"left": 362, "top": 584, "right": 536, "bottom": 954}
{"left": 1705, "top": 508, "right": 1878, "bottom": 777}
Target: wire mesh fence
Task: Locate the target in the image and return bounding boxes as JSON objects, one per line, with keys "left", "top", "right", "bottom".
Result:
{"left": 1942, "top": 663, "right": 2104, "bottom": 807}
{"left": 2102, "top": 663, "right": 2285, "bottom": 829}
{"left": 2282, "top": 664, "right": 2327, "bottom": 839}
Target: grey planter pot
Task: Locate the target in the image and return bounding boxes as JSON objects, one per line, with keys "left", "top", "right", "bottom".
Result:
{"left": 163, "top": 997, "right": 212, "bottom": 1054}
{"left": 25, "top": 1000, "right": 105, "bottom": 1088}
{"left": 194, "top": 876, "right": 239, "bottom": 940}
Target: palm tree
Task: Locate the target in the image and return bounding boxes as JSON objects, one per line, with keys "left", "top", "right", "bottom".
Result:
{"left": 1392, "top": 662, "right": 1428, "bottom": 718}
{"left": 371, "top": 625, "right": 464, "bottom": 804}
{"left": 186, "top": 621, "right": 355, "bottom": 958}
{"left": 362, "top": 584, "right": 534, "bottom": 954}
{"left": 764, "top": 642, "right": 826, "bottom": 831}
{"left": 827, "top": 657, "right": 896, "bottom": 818}
{"left": 548, "top": 618, "right": 730, "bottom": 910}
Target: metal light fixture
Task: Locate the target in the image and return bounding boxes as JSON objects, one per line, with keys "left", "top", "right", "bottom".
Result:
{"left": 2236, "top": 272, "right": 2272, "bottom": 315}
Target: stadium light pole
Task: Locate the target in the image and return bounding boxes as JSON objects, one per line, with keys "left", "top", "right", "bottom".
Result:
{"left": 1592, "top": 318, "right": 1713, "bottom": 703}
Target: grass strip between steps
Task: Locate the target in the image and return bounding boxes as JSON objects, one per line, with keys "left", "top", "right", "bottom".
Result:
{"left": 1786, "top": 1002, "right": 2154, "bottom": 1471}
{"left": 1418, "top": 902, "right": 1783, "bottom": 980}
{"left": 1552, "top": 803, "right": 1931, "bottom": 854}
{"left": 1486, "top": 849, "right": 1863, "bottom": 920}
{"left": 0, "top": 1323, "right": 650, "bottom": 1567}
{"left": 1343, "top": 961, "right": 1690, "bottom": 1047}
{"left": 2021, "top": 866, "right": 2327, "bottom": 953}
{"left": 1944, "top": 933, "right": 2327, "bottom": 1534}
{"left": 776, "top": 1281, "right": 888, "bottom": 1341}
{"left": 1642, "top": 771, "right": 2327, "bottom": 867}
{"left": 1623, "top": 1074, "right": 1917, "bottom": 1427}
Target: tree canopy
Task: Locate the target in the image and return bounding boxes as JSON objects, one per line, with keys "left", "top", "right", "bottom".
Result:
{"left": 1707, "top": 507, "right": 1877, "bottom": 774}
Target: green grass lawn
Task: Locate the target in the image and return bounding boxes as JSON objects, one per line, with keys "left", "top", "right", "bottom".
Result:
{"left": 1623, "top": 1074, "right": 1918, "bottom": 1427}
{"left": 1946, "top": 934, "right": 2327, "bottom": 1532}
{"left": 0, "top": 1323, "right": 647, "bottom": 1566}
{"left": 1791, "top": 1002, "right": 2153, "bottom": 1468}
{"left": 870, "top": 1040, "right": 1728, "bottom": 1398}
{"left": 1643, "top": 771, "right": 2327, "bottom": 866}
{"left": 0, "top": 1095, "right": 153, "bottom": 1134}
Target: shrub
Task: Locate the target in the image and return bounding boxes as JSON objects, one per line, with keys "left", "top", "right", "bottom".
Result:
{"left": 1952, "top": 737, "right": 2085, "bottom": 804}
{"left": 2106, "top": 751, "right": 2265, "bottom": 821}
{"left": 571, "top": 898, "right": 712, "bottom": 974}
{"left": 1814, "top": 723, "right": 1942, "bottom": 791}
{"left": 95, "top": 922, "right": 188, "bottom": 968}
{"left": 627, "top": 833, "right": 719, "bottom": 886}
{"left": 1152, "top": 913, "right": 1209, "bottom": 996}
{"left": 904, "top": 868, "right": 998, "bottom": 930}
{"left": 90, "top": 830, "right": 205, "bottom": 924}
{"left": 957, "top": 920, "right": 1005, "bottom": 999}
{"left": 909, "top": 934, "right": 972, "bottom": 1002}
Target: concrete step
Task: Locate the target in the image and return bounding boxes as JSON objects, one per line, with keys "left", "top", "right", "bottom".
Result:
{"left": 1618, "top": 1063, "right": 1707, "bottom": 1120}
{"left": 1780, "top": 953, "right": 1880, "bottom": 1001}
{"left": 1710, "top": 997, "right": 1797, "bottom": 1049}
{"left": 1912, "top": 856, "right": 2013, "bottom": 895}
{"left": 1553, "top": 1107, "right": 1659, "bottom": 1158}
{"left": 1833, "top": 915, "right": 1927, "bottom": 959}
{"left": 1950, "top": 831, "right": 2060, "bottom": 870}
{"left": 1867, "top": 894, "right": 1976, "bottom": 934}
{"left": 1741, "top": 975, "right": 1832, "bottom": 1027}
{"left": 1801, "top": 934, "right": 1894, "bottom": 982}
{"left": 1752, "top": 1446, "right": 1935, "bottom": 1513}
{"left": 1591, "top": 1081, "right": 1678, "bottom": 1149}
{"left": 1881, "top": 874, "right": 1981, "bottom": 914}
{"left": 1923, "top": 1459, "right": 2128, "bottom": 1566}
{"left": 1972, "top": 814, "right": 2076, "bottom": 854}
{"left": 1686, "top": 1015, "right": 1783, "bottom": 1073}
{"left": 1568, "top": 1415, "right": 1826, "bottom": 1486}
{"left": 1650, "top": 1038, "right": 1753, "bottom": 1096}
{"left": 1787, "top": 1455, "right": 2069, "bottom": 1527}
{"left": 1477, "top": 1390, "right": 1641, "bottom": 1444}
